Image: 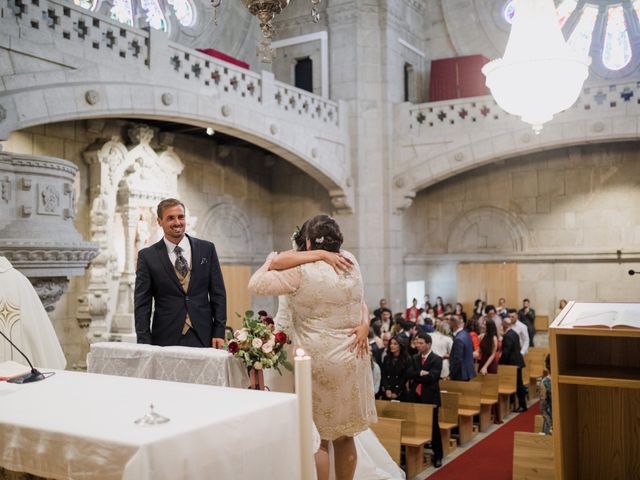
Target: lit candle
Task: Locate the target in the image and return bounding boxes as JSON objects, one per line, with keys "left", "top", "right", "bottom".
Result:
{"left": 294, "top": 348, "right": 314, "bottom": 480}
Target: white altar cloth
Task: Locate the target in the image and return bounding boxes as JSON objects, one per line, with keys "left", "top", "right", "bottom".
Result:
{"left": 0, "top": 370, "right": 300, "bottom": 479}
{"left": 87, "top": 342, "right": 249, "bottom": 389}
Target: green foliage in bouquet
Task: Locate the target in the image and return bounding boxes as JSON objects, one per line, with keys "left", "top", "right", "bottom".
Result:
{"left": 225, "top": 310, "right": 293, "bottom": 374}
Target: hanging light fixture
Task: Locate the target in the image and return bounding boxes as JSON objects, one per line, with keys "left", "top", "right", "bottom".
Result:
{"left": 482, "top": 0, "right": 591, "bottom": 133}
{"left": 211, "top": 0, "right": 322, "bottom": 63}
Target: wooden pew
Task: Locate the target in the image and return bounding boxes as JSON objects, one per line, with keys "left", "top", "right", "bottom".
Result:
{"left": 472, "top": 373, "right": 499, "bottom": 430}
{"left": 375, "top": 400, "right": 435, "bottom": 478}
{"left": 526, "top": 347, "right": 549, "bottom": 398}
{"left": 440, "top": 380, "right": 482, "bottom": 445}
{"left": 512, "top": 432, "right": 555, "bottom": 480}
{"left": 370, "top": 417, "right": 403, "bottom": 464}
{"left": 497, "top": 364, "right": 518, "bottom": 419}
{"left": 534, "top": 314, "right": 550, "bottom": 332}
{"left": 534, "top": 415, "right": 544, "bottom": 434}
{"left": 439, "top": 391, "right": 460, "bottom": 456}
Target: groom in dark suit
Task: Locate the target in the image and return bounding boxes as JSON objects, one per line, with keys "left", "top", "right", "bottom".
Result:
{"left": 135, "top": 198, "right": 227, "bottom": 348}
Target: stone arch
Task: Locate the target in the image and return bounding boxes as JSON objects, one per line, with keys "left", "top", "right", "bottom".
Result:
{"left": 394, "top": 114, "right": 640, "bottom": 211}
{"left": 199, "top": 203, "right": 253, "bottom": 263}
{"left": 447, "top": 206, "right": 530, "bottom": 253}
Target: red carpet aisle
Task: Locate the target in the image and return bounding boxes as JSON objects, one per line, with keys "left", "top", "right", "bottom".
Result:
{"left": 426, "top": 401, "right": 540, "bottom": 480}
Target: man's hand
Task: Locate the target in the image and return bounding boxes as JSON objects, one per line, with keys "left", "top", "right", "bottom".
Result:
{"left": 348, "top": 322, "right": 369, "bottom": 358}
{"left": 212, "top": 337, "right": 225, "bottom": 349}
{"left": 320, "top": 251, "right": 353, "bottom": 275}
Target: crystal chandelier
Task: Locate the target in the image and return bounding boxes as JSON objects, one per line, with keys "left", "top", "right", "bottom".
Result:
{"left": 212, "top": 0, "right": 322, "bottom": 63}
{"left": 482, "top": 0, "right": 591, "bottom": 133}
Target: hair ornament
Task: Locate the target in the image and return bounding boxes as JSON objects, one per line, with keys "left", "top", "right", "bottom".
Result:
{"left": 290, "top": 226, "right": 301, "bottom": 242}
{"left": 314, "top": 236, "right": 325, "bottom": 244}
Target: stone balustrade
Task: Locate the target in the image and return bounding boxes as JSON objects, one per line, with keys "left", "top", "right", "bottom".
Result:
{"left": 393, "top": 80, "right": 640, "bottom": 210}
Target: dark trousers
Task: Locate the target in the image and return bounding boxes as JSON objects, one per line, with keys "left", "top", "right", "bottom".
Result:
{"left": 516, "top": 368, "right": 527, "bottom": 409}
{"left": 431, "top": 407, "right": 443, "bottom": 461}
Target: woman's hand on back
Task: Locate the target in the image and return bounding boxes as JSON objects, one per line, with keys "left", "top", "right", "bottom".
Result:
{"left": 320, "top": 250, "right": 353, "bottom": 275}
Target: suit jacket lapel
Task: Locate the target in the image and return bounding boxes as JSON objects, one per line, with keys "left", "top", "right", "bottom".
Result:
{"left": 186, "top": 234, "right": 199, "bottom": 294}
{"left": 156, "top": 239, "right": 184, "bottom": 292}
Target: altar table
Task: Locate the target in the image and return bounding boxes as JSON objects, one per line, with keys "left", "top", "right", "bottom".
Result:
{"left": 0, "top": 370, "right": 300, "bottom": 479}
{"left": 87, "top": 342, "right": 249, "bottom": 389}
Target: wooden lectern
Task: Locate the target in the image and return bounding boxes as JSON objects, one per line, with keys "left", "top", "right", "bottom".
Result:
{"left": 549, "top": 301, "right": 640, "bottom": 480}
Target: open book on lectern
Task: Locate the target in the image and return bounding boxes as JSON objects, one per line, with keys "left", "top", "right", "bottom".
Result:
{"left": 567, "top": 309, "right": 640, "bottom": 329}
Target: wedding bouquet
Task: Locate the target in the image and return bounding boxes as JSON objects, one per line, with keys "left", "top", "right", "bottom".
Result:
{"left": 226, "top": 310, "right": 293, "bottom": 374}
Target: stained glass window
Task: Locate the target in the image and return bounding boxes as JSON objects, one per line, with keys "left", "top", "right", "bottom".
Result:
{"left": 74, "top": 0, "right": 97, "bottom": 11}
{"left": 602, "top": 6, "right": 632, "bottom": 70}
{"left": 140, "top": 0, "right": 168, "bottom": 32}
{"left": 556, "top": 0, "right": 578, "bottom": 27}
{"left": 110, "top": 0, "right": 134, "bottom": 26}
{"left": 167, "top": 0, "right": 195, "bottom": 27}
{"left": 567, "top": 5, "right": 598, "bottom": 57}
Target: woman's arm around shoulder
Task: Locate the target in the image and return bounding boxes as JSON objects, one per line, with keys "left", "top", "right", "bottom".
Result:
{"left": 248, "top": 252, "right": 302, "bottom": 296}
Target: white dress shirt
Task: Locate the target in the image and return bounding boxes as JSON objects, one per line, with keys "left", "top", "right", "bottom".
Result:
{"left": 164, "top": 236, "right": 191, "bottom": 269}
{"left": 431, "top": 331, "right": 453, "bottom": 378}
{"left": 511, "top": 319, "right": 530, "bottom": 356}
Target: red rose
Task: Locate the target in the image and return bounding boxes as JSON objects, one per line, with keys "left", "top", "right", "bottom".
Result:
{"left": 227, "top": 341, "right": 239, "bottom": 353}
{"left": 275, "top": 331, "right": 288, "bottom": 345}
{"left": 258, "top": 310, "right": 268, "bottom": 318}
{"left": 262, "top": 316, "right": 275, "bottom": 326}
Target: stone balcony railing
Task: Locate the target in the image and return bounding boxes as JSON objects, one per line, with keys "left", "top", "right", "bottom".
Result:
{"left": 393, "top": 80, "right": 640, "bottom": 210}
{"left": 0, "top": 0, "right": 341, "bottom": 128}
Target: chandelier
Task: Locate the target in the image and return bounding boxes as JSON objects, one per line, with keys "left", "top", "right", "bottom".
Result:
{"left": 482, "top": 0, "right": 591, "bottom": 133}
{"left": 212, "top": 0, "right": 322, "bottom": 63}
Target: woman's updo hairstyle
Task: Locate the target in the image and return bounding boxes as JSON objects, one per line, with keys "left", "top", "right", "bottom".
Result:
{"left": 305, "top": 214, "right": 343, "bottom": 253}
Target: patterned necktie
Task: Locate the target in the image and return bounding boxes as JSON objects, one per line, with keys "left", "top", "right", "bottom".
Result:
{"left": 174, "top": 245, "right": 189, "bottom": 277}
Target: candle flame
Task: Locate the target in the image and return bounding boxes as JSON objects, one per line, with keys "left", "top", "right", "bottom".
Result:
{"left": 295, "top": 348, "right": 306, "bottom": 357}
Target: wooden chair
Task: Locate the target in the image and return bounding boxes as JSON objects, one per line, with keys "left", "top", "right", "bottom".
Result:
{"left": 370, "top": 417, "right": 403, "bottom": 464}
{"left": 512, "top": 431, "right": 555, "bottom": 479}
{"left": 497, "top": 364, "right": 518, "bottom": 419}
{"left": 440, "top": 379, "right": 482, "bottom": 445}
{"left": 472, "top": 373, "right": 499, "bottom": 429}
{"left": 375, "top": 400, "right": 435, "bottom": 478}
{"left": 439, "top": 391, "right": 460, "bottom": 456}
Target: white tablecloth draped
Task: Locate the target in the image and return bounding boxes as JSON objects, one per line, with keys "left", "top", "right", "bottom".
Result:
{"left": 0, "top": 371, "right": 300, "bottom": 479}
{"left": 87, "top": 342, "right": 249, "bottom": 389}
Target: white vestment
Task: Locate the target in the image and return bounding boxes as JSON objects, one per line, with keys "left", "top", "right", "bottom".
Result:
{"left": 0, "top": 257, "right": 66, "bottom": 370}
{"left": 265, "top": 296, "right": 405, "bottom": 480}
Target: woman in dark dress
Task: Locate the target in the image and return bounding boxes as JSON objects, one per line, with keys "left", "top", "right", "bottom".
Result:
{"left": 478, "top": 318, "right": 499, "bottom": 375}
{"left": 379, "top": 336, "right": 410, "bottom": 401}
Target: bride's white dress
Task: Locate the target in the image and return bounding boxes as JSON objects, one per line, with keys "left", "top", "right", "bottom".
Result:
{"left": 266, "top": 295, "right": 405, "bottom": 480}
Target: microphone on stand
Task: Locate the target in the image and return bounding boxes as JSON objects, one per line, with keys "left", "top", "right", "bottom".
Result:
{"left": 0, "top": 330, "right": 45, "bottom": 384}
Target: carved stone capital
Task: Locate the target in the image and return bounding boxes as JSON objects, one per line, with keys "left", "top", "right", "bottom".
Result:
{"left": 128, "top": 125, "right": 155, "bottom": 146}
{"left": 29, "top": 277, "right": 69, "bottom": 312}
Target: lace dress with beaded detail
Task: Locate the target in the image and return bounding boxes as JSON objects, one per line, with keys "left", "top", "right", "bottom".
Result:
{"left": 248, "top": 250, "right": 377, "bottom": 441}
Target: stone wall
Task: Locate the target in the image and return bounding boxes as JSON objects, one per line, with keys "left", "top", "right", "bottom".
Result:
{"left": 0, "top": 119, "right": 332, "bottom": 367}
{"left": 404, "top": 141, "right": 640, "bottom": 315}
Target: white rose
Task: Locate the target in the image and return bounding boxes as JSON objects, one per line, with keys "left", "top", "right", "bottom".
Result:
{"left": 253, "top": 361, "right": 263, "bottom": 370}
{"left": 262, "top": 342, "right": 273, "bottom": 353}
{"left": 252, "top": 338, "right": 263, "bottom": 349}
{"left": 235, "top": 329, "right": 248, "bottom": 342}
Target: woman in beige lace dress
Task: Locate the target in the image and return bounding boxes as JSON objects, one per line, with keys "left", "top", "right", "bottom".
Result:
{"left": 248, "top": 215, "right": 376, "bottom": 480}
